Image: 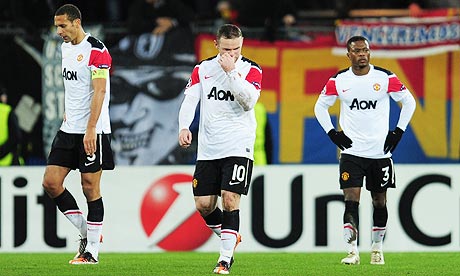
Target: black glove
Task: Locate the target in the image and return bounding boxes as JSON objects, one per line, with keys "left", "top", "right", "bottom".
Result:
{"left": 384, "top": 127, "right": 404, "bottom": 153}
{"left": 327, "top": 129, "right": 352, "bottom": 150}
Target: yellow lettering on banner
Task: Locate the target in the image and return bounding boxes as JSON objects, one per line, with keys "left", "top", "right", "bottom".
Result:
{"left": 450, "top": 51, "right": 460, "bottom": 159}
{"left": 280, "top": 48, "right": 347, "bottom": 162}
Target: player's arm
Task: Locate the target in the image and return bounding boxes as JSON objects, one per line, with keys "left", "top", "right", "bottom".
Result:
{"left": 84, "top": 68, "right": 108, "bottom": 155}
{"left": 314, "top": 93, "right": 336, "bottom": 133}
{"left": 314, "top": 83, "right": 352, "bottom": 150}
{"left": 393, "top": 91, "right": 416, "bottom": 131}
{"left": 227, "top": 67, "right": 261, "bottom": 111}
{"left": 178, "top": 94, "right": 199, "bottom": 148}
{"left": 384, "top": 77, "right": 416, "bottom": 153}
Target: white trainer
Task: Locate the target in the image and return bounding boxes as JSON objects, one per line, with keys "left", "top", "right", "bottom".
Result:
{"left": 370, "top": 250, "right": 385, "bottom": 265}
{"left": 341, "top": 252, "right": 360, "bottom": 265}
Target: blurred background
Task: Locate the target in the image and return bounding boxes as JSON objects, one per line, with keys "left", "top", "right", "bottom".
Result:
{"left": 0, "top": 0, "right": 459, "bottom": 166}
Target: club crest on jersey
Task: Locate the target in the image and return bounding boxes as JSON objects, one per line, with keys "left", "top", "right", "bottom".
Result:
{"left": 373, "top": 83, "right": 381, "bottom": 91}
{"left": 77, "top": 54, "right": 84, "bottom": 62}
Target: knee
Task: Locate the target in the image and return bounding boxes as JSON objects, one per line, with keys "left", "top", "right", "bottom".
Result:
{"left": 80, "top": 179, "right": 100, "bottom": 200}
{"left": 195, "top": 200, "right": 214, "bottom": 217}
{"left": 42, "top": 179, "right": 62, "bottom": 198}
{"left": 221, "top": 191, "right": 239, "bottom": 211}
{"left": 372, "top": 198, "right": 386, "bottom": 209}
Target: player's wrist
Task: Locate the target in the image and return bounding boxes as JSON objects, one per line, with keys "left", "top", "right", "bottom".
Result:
{"left": 226, "top": 69, "right": 238, "bottom": 77}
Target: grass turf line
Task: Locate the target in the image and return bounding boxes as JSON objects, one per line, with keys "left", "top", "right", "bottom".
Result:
{"left": 0, "top": 252, "right": 459, "bottom": 276}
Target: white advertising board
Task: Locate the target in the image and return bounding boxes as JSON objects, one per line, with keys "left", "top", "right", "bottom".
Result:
{"left": 0, "top": 165, "right": 458, "bottom": 252}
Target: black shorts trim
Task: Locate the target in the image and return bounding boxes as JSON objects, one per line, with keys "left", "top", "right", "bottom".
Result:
{"left": 47, "top": 130, "right": 115, "bottom": 172}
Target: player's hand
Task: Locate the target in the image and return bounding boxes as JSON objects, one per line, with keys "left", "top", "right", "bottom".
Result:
{"left": 179, "top": 129, "right": 192, "bottom": 148}
{"left": 84, "top": 127, "right": 97, "bottom": 155}
{"left": 327, "top": 129, "right": 352, "bottom": 150}
{"left": 384, "top": 127, "right": 404, "bottom": 153}
{"left": 218, "top": 53, "right": 236, "bottom": 73}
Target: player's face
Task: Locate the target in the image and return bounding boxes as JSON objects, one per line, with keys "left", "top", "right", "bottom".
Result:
{"left": 54, "top": 14, "right": 80, "bottom": 44}
{"left": 216, "top": 37, "right": 243, "bottom": 62}
{"left": 347, "top": 40, "right": 370, "bottom": 69}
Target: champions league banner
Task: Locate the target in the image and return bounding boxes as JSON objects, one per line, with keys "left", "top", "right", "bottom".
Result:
{"left": 1, "top": 165, "right": 459, "bottom": 252}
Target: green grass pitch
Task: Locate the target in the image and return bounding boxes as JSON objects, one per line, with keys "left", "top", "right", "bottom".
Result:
{"left": 1, "top": 252, "right": 458, "bottom": 276}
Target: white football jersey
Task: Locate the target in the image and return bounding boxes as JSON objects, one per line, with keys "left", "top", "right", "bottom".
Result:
{"left": 60, "top": 33, "right": 112, "bottom": 134}
{"left": 184, "top": 54, "right": 262, "bottom": 160}
{"left": 316, "top": 64, "right": 415, "bottom": 158}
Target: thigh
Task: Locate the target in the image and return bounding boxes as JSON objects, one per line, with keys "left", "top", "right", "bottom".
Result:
{"left": 366, "top": 158, "right": 395, "bottom": 192}
{"left": 339, "top": 154, "right": 365, "bottom": 190}
{"left": 192, "top": 160, "right": 221, "bottom": 196}
{"left": 47, "top": 131, "right": 79, "bottom": 170}
{"left": 221, "top": 157, "right": 253, "bottom": 196}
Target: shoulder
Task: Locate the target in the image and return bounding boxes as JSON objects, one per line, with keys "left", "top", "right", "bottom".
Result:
{"left": 330, "top": 68, "right": 350, "bottom": 79}
{"left": 87, "top": 36, "right": 106, "bottom": 50}
{"left": 332, "top": 68, "right": 349, "bottom": 78}
{"left": 373, "top": 66, "right": 393, "bottom": 76}
{"left": 196, "top": 55, "right": 217, "bottom": 66}
{"left": 241, "top": 56, "right": 261, "bottom": 70}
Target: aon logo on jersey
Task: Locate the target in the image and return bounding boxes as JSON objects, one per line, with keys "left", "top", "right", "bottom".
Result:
{"left": 349, "top": 98, "right": 377, "bottom": 110}
{"left": 63, "top": 68, "right": 77, "bottom": 81}
{"left": 207, "top": 87, "right": 234, "bottom": 101}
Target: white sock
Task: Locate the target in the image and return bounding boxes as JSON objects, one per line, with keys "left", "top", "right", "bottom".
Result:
{"left": 372, "top": 226, "right": 386, "bottom": 251}
{"left": 63, "top": 210, "right": 87, "bottom": 238}
{"left": 218, "top": 229, "right": 238, "bottom": 263}
{"left": 343, "top": 223, "right": 358, "bottom": 244}
{"left": 208, "top": 224, "right": 222, "bottom": 237}
{"left": 343, "top": 223, "right": 358, "bottom": 254}
{"left": 85, "top": 221, "right": 103, "bottom": 260}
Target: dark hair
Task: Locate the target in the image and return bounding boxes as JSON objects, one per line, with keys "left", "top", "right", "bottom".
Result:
{"left": 55, "top": 4, "right": 82, "bottom": 22}
{"left": 216, "top": 24, "right": 243, "bottom": 41}
{"left": 346, "top": 36, "right": 369, "bottom": 51}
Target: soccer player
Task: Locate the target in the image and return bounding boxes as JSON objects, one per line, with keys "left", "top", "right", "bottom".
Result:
{"left": 314, "top": 36, "right": 416, "bottom": 265}
{"left": 42, "top": 4, "right": 114, "bottom": 264}
{"left": 178, "top": 24, "right": 262, "bottom": 274}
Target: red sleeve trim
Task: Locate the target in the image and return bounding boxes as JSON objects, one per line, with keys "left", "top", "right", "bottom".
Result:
{"left": 186, "top": 66, "right": 200, "bottom": 89}
{"left": 245, "top": 66, "right": 262, "bottom": 90}
{"left": 323, "top": 79, "right": 338, "bottom": 95}
{"left": 89, "top": 48, "right": 112, "bottom": 69}
{"left": 388, "top": 75, "right": 406, "bottom": 93}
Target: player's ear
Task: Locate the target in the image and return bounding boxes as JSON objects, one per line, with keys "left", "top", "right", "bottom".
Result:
{"left": 74, "top": 18, "right": 82, "bottom": 27}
